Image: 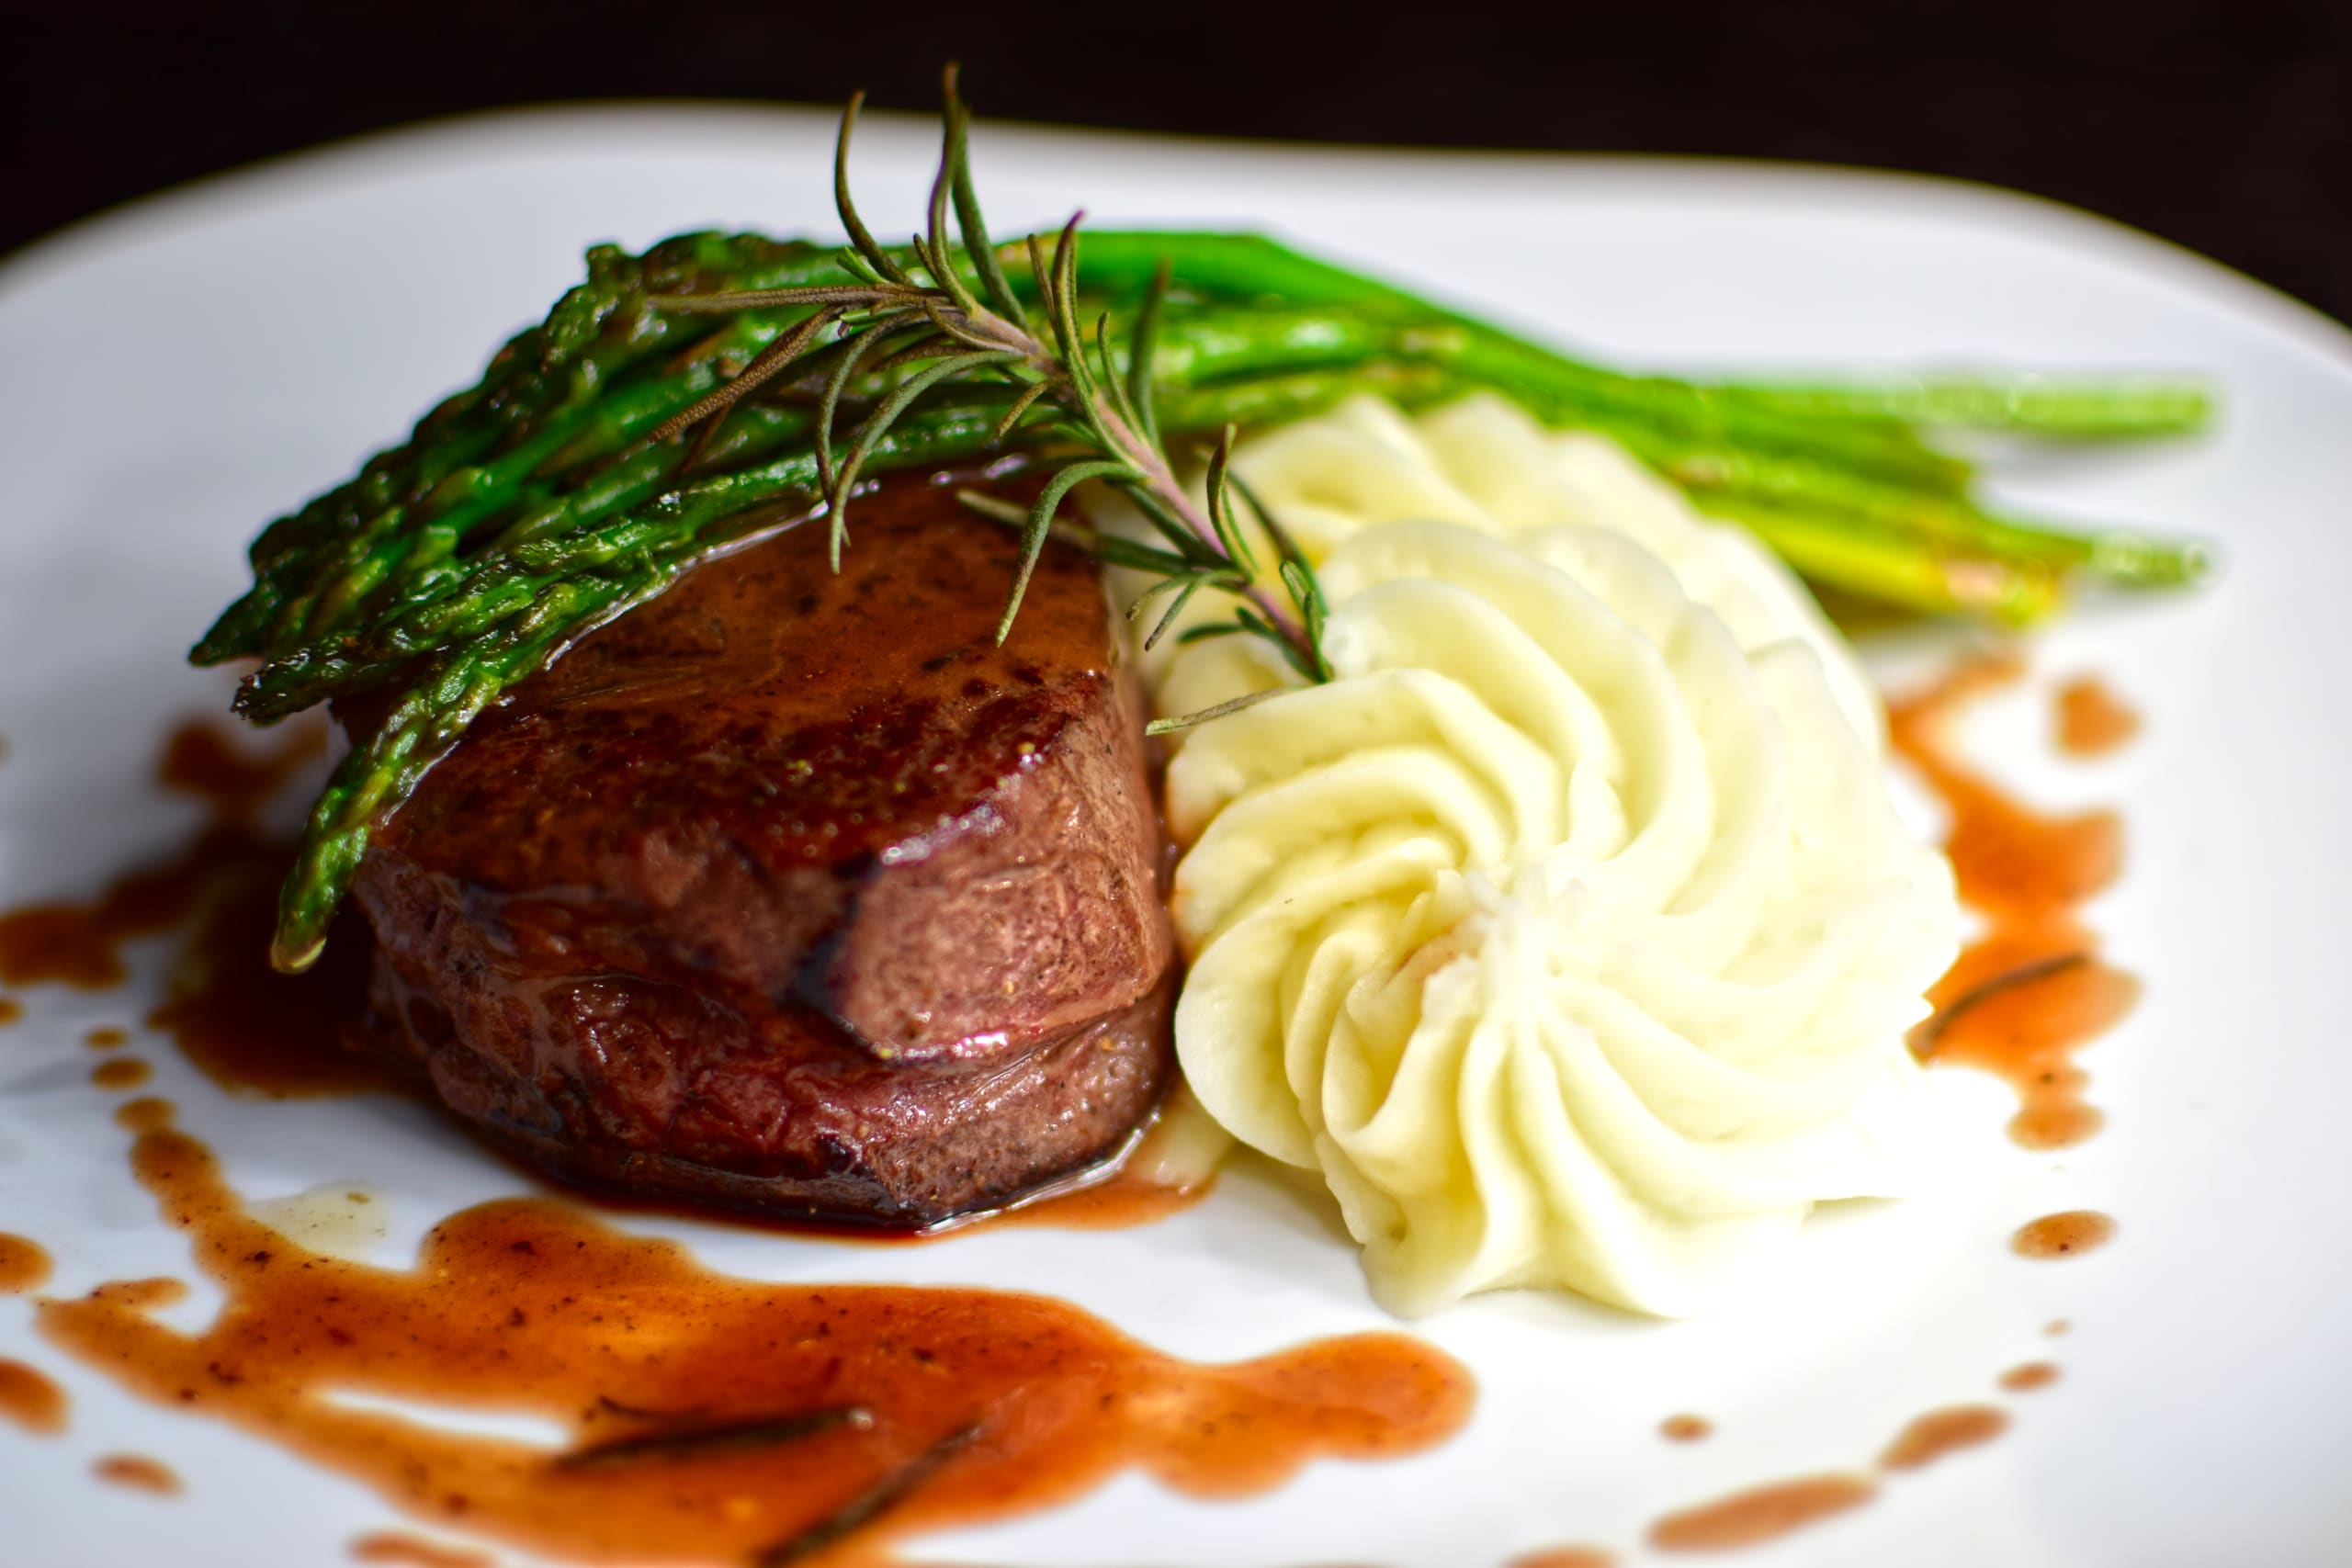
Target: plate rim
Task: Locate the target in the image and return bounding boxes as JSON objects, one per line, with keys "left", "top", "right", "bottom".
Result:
{"left": 3, "top": 96, "right": 2346, "bottom": 1568}
{"left": 6, "top": 100, "right": 2348, "bottom": 385}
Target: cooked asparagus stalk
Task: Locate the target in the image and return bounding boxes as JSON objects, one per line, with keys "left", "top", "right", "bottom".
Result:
{"left": 198, "top": 107, "right": 2212, "bottom": 971}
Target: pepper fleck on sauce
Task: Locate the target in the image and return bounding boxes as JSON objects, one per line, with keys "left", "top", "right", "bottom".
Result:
{"left": 1892, "top": 656, "right": 2141, "bottom": 1148}
{"left": 2013, "top": 1211, "right": 2117, "bottom": 1259}
{"left": 0, "top": 1233, "right": 51, "bottom": 1294}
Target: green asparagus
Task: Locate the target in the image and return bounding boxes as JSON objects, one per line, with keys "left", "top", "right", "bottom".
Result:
{"left": 197, "top": 85, "right": 2214, "bottom": 971}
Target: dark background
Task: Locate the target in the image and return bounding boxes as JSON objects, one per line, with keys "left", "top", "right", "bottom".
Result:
{"left": 8, "top": 1, "right": 2346, "bottom": 323}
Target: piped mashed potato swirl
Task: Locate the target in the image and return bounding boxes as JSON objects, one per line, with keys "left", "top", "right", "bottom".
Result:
{"left": 1136, "top": 395, "right": 1961, "bottom": 1317}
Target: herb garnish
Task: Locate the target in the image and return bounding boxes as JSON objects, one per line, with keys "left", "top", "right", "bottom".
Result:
{"left": 192, "top": 69, "right": 2210, "bottom": 972}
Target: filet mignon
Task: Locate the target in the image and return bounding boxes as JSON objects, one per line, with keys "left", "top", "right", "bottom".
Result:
{"left": 349, "top": 469, "right": 1176, "bottom": 1227}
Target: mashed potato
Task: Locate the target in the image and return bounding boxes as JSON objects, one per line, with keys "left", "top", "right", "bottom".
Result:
{"left": 1135, "top": 394, "right": 1960, "bottom": 1316}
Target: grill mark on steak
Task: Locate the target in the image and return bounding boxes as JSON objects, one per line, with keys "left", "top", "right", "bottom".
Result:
{"left": 351, "top": 470, "right": 1176, "bottom": 1227}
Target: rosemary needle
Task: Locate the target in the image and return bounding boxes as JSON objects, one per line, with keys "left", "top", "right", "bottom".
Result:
{"left": 1910, "top": 953, "right": 2094, "bottom": 1053}
{"left": 551, "top": 1404, "right": 875, "bottom": 1470}
{"left": 194, "top": 68, "right": 2211, "bottom": 974}
{"left": 752, "top": 1421, "right": 983, "bottom": 1567}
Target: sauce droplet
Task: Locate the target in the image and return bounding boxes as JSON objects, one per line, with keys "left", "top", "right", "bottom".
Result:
{"left": 93, "top": 1453, "right": 183, "bottom": 1495}
{"left": 1877, "top": 1405, "right": 2009, "bottom": 1472}
{"left": 85, "top": 1025, "right": 129, "bottom": 1051}
{"left": 349, "top": 1532, "right": 498, "bottom": 1567}
{"left": 144, "top": 839, "right": 385, "bottom": 1099}
{"left": 2013, "top": 1211, "right": 2117, "bottom": 1259}
{"left": 2045, "top": 1318, "right": 2073, "bottom": 1337}
{"left": 91, "top": 1057, "right": 153, "bottom": 1090}
{"left": 115, "top": 1096, "right": 176, "bottom": 1134}
{"left": 157, "top": 722, "right": 327, "bottom": 824}
{"left": 0, "top": 1358, "right": 67, "bottom": 1434}
{"left": 39, "top": 1103, "right": 1473, "bottom": 1566}
{"left": 0, "top": 722, "right": 322, "bottom": 991}
{"left": 0, "top": 1233, "right": 51, "bottom": 1294}
{"left": 0, "top": 996, "right": 20, "bottom": 1027}
{"left": 2054, "top": 677, "right": 2142, "bottom": 757}
{"left": 1892, "top": 656, "right": 2140, "bottom": 1148}
{"left": 2000, "top": 1361, "right": 2062, "bottom": 1393}
{"left": 1648, "top": 1474, "right": 1876, "bottom": 1552}
{"left": 0, "top": 720, "right": 382, "bottom": 1095}
{"left": 1660, "top": 1414, "right": 1713, "bottom": 1443}
{"left": 1509, "top": 1550, "right": 1618, "bottom": 1568}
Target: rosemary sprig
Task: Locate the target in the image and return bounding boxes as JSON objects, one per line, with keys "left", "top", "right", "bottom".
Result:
{"left": 752, "top": 1420, "right": 983, "bottom": 1567}
{"left": 192, "top": 71, "right": 2211, "bottom": 973}
{"left": 1909, "top": 952, "right": 2094, "bottom": 1053}
{"left": 641, "top": 67, "right": 1329, "bottom": 687}
{"left": 552, "top": 1404, "right": 875, "bottom": 1471}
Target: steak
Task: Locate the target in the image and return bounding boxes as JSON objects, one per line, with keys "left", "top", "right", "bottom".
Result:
{"left": 349, "top": 469, "right": 1176, "bottom": 1227}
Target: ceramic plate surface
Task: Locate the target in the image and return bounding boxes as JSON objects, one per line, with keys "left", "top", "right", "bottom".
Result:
{"left": 2, "top": 106, "right": 2347, "bottom": 1568}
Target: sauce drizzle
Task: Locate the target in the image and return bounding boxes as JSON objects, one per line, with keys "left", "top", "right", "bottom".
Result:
{"left": 348, "top": 1532, "right": 497, "bottom": 1567}
{"left": 1892, "top": 656, "right": 2140, "bottom": 1148}
{"left": 0, "top": 723, "right": 321, "bottom": 990}
{"left": 115, "top": 1096, "right": 175, "bottom": 1134}
{"left": 0, "top": 1233, "right": 51, "bottom": 1293}
{"left": 0, "top": 1358, "right": 67, "bottom": 1434}
{"left": 94, "top": 1453, "right": 183, "bottom": 1495}
{"left": 1877, "top": 1405, "right": 2009, "bottom": 1472}
{"left": 90, "top": 1057, "right": 153, "bottom": 1090}
{"left": 1647, "top": 1474, "right": 1876, "bottom": 1552}
{"left": 144, "top": 836, "right": 384, "bottom": 1099}
{"left": 37, "top": 1103, "right": 1470, "bottom": 1566}
{"left": 2000, "top": 1362, "right": 2062, "bottom": 1393}
{"left": 2054, "top": 676, "right": 2142, "bottom": 757}
{"left": 2013, "top": 1211, "right": 2117, "bottom": 1259}
{"left": 0, "top": 718, "right": 383, "bottom": 1097}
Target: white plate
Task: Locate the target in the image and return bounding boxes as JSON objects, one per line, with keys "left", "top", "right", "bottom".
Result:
{"left": 2, "top": 107, "right": 2347, "bottom": 1568}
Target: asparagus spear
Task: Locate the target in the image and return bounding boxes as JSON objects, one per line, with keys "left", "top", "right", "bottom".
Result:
{"left": 202, "top": 105, "right": 2214, "bottom": 968}
{"left": 1712, "top": 372, "right": 2214, "bottom": 438}
{"left": 1056, "top": 233, "right": 1967, "bottom": 491}
{"left": 205, "top": 231, "right": 2210, "bottom": 674}
{"left": 220, "top": 289, "right": 2209, "bottom": 705}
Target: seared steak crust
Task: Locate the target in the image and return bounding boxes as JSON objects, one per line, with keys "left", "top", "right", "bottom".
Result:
{"left": 351, "top": 471, "right": 1175, "bottom": 1226}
